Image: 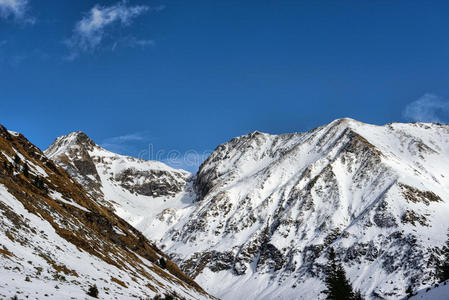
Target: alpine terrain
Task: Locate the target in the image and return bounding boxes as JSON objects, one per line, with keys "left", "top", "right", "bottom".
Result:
{"left": 46, "top": 118, "right": 449, "bottom": 300}
{"left": 409, "top": 279, "right": 449, "bottom": 299}
{"left": 0, "top": 125, "right": 214, "bottom": 300}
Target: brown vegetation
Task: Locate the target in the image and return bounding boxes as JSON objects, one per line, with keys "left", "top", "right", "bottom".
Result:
{"left": 0, "top": 124, "right": 210, "bottom": 297}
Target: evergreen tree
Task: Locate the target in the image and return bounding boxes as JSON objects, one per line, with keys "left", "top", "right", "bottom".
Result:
{"left": 159, "top": 257, "right": 167, "bottom": 269}
{"left": 13, "top": 154, "right": 21, "bottom": 166}
{"left": 22, "top": 163, "right": 29, "bottom": 177}
{"left": 405, "top": 285, "right": 414, "bottom": 299}
{"left": 86, "top": 284, "right": 99, "bottom": 298}
{"left": 437, "top": 229, "right": 449, "bottom": 282}
{"left": 33, "top": 176, "right": 47, "bottom": 192}
{"left": 353, "top": 290, "right": 363, "bottom": 300}
{"left": 323, "top": 247, "right": 362, "bottom": 300}
{"left": 34, "top": 177, "right": 41, "bottom": 189}
{"left": 152, "top": 294, "right": 176, "bottom": 300}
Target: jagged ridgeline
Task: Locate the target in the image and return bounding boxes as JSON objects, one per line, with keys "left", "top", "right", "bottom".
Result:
{"left": 46, "top": 118, "right": 449, "bottom": 300}
{"left": 0, "top": 125, "right": 214, "bottom": 300}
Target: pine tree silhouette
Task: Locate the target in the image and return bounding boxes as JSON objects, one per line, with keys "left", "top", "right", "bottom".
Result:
{"left": 22, "top": 163, "right": 29, "bottom": 177}
{"left": 159, "top": 257, "right": 167, "bottom": 269}
{"left": 437, "top": 229, "right": 449, "bottom": 282}
{"left": 86, "top": 284, "right": 99, "bottom": 298}
{"left": 323, "top": 247, "right": 363, "bottom": 300}
{"left": 13, "top": 154, "right": 21, "bottom": 166}
{"left": 353, "top": 290, "right": 363, "bottom": 300}
{"left": 405, "top": 285, "right": 414, "bottom": 299}
{"left": 33, "top": 176, "right": 47, "bottom": 192}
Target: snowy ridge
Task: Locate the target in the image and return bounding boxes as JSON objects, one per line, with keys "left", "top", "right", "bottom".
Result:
{"left": 45, "top": 131, "right": 195, "bottom": 242}
{"left": 46, "top": 132, "right": 182, "bottom": 173}
{"left": 410, "top": 280, "right": 449, "bottom": 300}
{"left": 0, "top": 125, "right": 213, "bottom": 299}
{"left": 47, "top": 119, "right": 449, "bottom": 300}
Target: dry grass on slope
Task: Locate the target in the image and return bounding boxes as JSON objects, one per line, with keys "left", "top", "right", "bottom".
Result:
{"left": 0, "top": 125, "right": 209, "bottom": 297}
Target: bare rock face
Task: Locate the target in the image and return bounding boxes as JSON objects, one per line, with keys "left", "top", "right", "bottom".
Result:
{"left": 45, "top": 132, "right": 104, "bottom": 202}
{"left": 115, "top": 168, "right": 185, "bottom": 197}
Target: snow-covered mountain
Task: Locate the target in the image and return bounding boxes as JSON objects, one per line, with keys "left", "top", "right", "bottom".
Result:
{"left": 0, "top": 125, "right": 213, "bottom": 300}
{"left": 47, "top": 118, "right": 449, "bottom": 300}
{"left": 410, "top": 279, "right": 449, "bottom": 300}
{"left": 44, "top": 131, "right": 196, "bottom": 242}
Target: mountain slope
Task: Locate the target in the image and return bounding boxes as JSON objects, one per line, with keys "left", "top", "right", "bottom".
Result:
{"left": 0, "top": 125, "right": 213, "bottom": 300}
{"left": 47, "top": 119, "right": 449, "bottom": 300}
{"left": 157, "top": 119, "right": 449, "bottom": 299}
{"left": 44, "top": 131, "right": 195, "bottom": 242}
{"left": 410, "top": 279, "right": 449, "bottom": 300}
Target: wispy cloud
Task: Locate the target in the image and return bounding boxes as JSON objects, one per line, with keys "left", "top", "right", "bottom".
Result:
{"left": 403, "top": 93, "right": 449, "bottom": 123}
{"left": 102, "top": 133, "right": 147, "bottom": 143}
{"left": 111, "top": 36, "right": 154, "bottom": 51}
{"left": 100, "top": 132, "right": 210, "bottom": 172}
{"left": 65, "top": 1, "right": 157, "bottom": 59}
{"left": 100, "top": 132, "right": 151, "bottom": 154}
{"left": 0, "top": 0, "right": 34, "bottom": 23}
{"left": 160, "top": 150, "right": 212, "bottom": 173}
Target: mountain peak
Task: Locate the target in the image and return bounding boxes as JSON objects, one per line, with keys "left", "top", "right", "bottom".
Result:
{"left": 39, "top": 119, "right": 449, "bottom": 299}
{"left": 64, "top": 131, "right": 95, "bottom": 145}
{"left": 0, "top": 126, "right": 212, "bottom": 299}
{"left": 327, "top": 117, "right": 366, "bottom": 130}
{"left": 45, "top": 131, "right": 96, "bottom": 158}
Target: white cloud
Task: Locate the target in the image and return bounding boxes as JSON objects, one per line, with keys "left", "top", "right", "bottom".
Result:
{"left": 403, "top": 93, "right": 449, "bottom": 123}
{"left": 66, "top": 1, "right": 153, "bottom": 59}
{"left": 0, "top": 0, "right": 33, "bottom": 23}
{"left": 127, "top": 37, "right": 154, "bottom": 47}
{"left": 102, "top": 133, "right": 146, "bottom": 143}
{"left": 111, "top": 36, "right": 154, "bottom": 51}
{"left": 100, "top": 132, "right": 211, "bottom": 172}
{"left": 100, "top": 132, "right": 151, "bottom": 154}
{"left": 161, "top": 150, "right": 212, "bottom": 173}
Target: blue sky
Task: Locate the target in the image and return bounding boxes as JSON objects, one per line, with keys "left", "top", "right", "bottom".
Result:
{"left": 1, "top": 0, "right": 449, "bottom": 171}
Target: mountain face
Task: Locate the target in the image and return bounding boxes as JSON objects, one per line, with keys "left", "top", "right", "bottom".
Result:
{"left": 44, "top": 131, "right": 195, "bottom": 242}
{"left": 47, "top": 119, "right": 449, "bottom": 300}
{"left": 0, "top": 125, "right": 213, "bottom": 300}
{"left": 409, "top": 279, "right": 449, "bottom": 300}
{"left": 44, "top": 131, "right": 190, "bottom": 201}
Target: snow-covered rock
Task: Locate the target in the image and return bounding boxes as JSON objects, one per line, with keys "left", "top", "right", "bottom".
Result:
{"left": 410, "top": 280, "right": 449, "bottom": 300}
{"left": 45, "top": 131, "right": 195, "bottom": 241}
{"left": 48, "top": 119, "right": 449, "bottom": 300}
{"left": 0, "top": 125, "right": 213, "bottom": 300}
